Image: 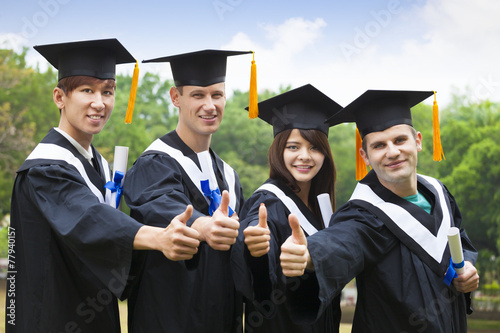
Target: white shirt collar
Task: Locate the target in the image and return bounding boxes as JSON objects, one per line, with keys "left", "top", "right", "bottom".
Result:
{"left": 54, "top": 127, "right": 94, "bottom": 163}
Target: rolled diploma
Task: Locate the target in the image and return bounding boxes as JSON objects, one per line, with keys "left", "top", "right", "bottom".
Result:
{"left": 317, "top": 193, "right": 333, "bottom": 227}
{"left": 447, "top": 227, "right": 464, "bottom": 275}
{"left": 111, "top": 146, "right": 129, "bottom": 209}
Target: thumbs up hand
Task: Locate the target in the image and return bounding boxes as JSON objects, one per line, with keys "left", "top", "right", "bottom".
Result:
{"left": 289, "top": 213, "right": 307, "bottom": 246}
{"left": 160, "top": 204, "right": 201, "bottom": 261}
{"left": 280, "top": 214, "right": 311, "bottom": 277}
{"left": 244, "top": 203, "right": 271, "bottom": 257}
{"left": 200, "top": 190, "right": 240, "bottom": 251}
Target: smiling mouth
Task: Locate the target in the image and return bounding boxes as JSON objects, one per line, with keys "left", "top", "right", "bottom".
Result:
{"left": 386, "top": 160, "right": 405, "bottom": 168}
{"left": 88, "top": 115, "right": 103, "bottom": 120}
{"left": 200, "top": 115, "right": 216, "bottom": 119}
{"left": 294, "top": 165, "right": 313, "bottom": 171}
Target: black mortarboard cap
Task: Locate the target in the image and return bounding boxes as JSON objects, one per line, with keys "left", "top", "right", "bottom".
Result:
{"left": 34, "top": 38, "right": 136, "bottom": 81}
{"left": 143, "top": 49, "right": 252, "bottom": 87}
{"left": 326, "top": 90, "right": 434, "bottom": 138}
{"left": 250, "top": 84, "right": 343, "bottom": 137}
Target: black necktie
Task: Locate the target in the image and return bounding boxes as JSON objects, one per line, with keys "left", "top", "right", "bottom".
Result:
{"left": 91, "top": 157, "right": 101, "bottom": 176}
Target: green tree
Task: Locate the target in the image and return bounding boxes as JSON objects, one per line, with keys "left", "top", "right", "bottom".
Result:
{"left": 437, "top": 99, "right": 500, "bottom": 252}
{"left": 212, "top": 86, "right": 288, "bottom": 198}
{"left": 329, "top": 122, "right": 357, "bottom": 207}
{"left": 0, "top": 48, "right": 54, "bottom": 216}
{"left": 134, "top": 72, "right": 177, "bottom": 140}
{"left": 433, "top": 97, "right": 500, "bottom": 284}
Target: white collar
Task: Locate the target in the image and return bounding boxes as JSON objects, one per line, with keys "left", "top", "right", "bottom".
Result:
{"left": 54, "top": 127, "right": 94, "bottom": 163}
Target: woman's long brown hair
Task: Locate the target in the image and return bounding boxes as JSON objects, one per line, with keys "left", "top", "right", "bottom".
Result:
{"left": 268, "top": 128, "right": 336, "bottom": 226}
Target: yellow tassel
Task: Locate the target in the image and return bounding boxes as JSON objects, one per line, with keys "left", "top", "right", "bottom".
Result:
{"left": 432, "top": 91, "right": 445, "bottom": 161}
{"left": 125, "top": 60, "right": 139, "bottom": 124}
{"left": 356, "top": 127, "right": 368, "bottom": 180}
{"left": 248, "top": 51, "right": 258, "bottom": 119}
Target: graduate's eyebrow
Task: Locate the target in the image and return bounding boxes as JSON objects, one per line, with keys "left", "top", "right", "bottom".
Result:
{"left": 394, "top": 134, "right": 409, "bottom": 142}
{"left": 368, "top": 139, "right": 383, "bottom": 148}
{"left": 103, "top": 82, "right": 116, "bottom": 90}
{"left": 189, "top": 89, "right": 205, "bottom": 94}
{"left": 369, "top": 134, "right": 409, "bottom": 148}
{"left": 285, "top": 140, "right": 303, "bottom": 146}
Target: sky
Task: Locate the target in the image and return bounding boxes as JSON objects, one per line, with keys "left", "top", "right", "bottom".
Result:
{"left": 2, "top": 0, "right": 500, "bottom": 107}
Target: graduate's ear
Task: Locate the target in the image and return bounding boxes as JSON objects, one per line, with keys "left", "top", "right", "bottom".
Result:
{"left": 415, "top": 131, "right": 423, "bottom": 152}
{"left": 53, "top": 87, "right": 65, "bottom": 110}
{"left": 170, "top": 86, "right": 181, "bottom": 107}
{"left": 359, "top": 147, "right": 370, "bottom": 166}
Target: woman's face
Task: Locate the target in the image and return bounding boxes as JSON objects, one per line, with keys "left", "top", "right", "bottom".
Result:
{"left": 283, "top": 129, "right": 325, "bottom": 189}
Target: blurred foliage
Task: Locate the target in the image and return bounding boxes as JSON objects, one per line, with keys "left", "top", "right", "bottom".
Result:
{"left": 1, "top": 47, "right": 499, "bottom": 288}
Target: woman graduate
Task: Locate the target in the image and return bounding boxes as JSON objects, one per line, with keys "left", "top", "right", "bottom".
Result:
{"left": 231, "top": 84, "right": 343, "bottom": 332}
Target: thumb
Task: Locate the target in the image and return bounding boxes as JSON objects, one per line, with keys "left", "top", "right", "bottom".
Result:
{"left": 288, "top": 214, "right": 306, "bottom": 245}
{"left": 176, "top": 205, "right": 193, "bottom": 225}
{"left": 258, "top": 203, "right": 268, "bottom": 228}
{"left": 218, "top": 190, "right": 230, "bottom": 216}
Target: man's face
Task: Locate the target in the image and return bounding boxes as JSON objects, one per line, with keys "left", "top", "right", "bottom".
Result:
{"left": 173, "top": 83, "right": 226, "bottom": 140}
{"left": 55, "top": 79, "right": 115, "bottom": 148}
{"left": 360, "top": 124, "right": 422, "bottom": 192}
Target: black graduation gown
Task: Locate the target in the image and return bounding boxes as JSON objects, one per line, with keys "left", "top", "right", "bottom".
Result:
{"left": 286, "top": 170, "right": 477, "bottom": 333}
{"left": 231, "top": 178, "right": 340, "bottom": 333}
{"left": 6, "top": 128, "right": 142, "bottom": 333}
{"left": 123, "top": 130, "right": 245, "bottom": 333}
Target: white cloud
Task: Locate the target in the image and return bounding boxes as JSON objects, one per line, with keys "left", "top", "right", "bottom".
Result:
{"left": 389, "top": 0, "right": 500, "bottom": 104}
{"left": 0, "top": 33, "right": 29, "bottom": 52}
{"left": 298, "top": 0, "right": 500, "bottom": 106}
{"left": 222, "top": 17, "right": 328, "bottom": 96}
{"left": 259, "top": 17, "right": 327, "bottom": 53}
{"left": 221, "top": 1, "right": 500, "bottom": 107}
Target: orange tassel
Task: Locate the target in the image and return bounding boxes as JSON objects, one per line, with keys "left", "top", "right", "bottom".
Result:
{"left": 432, "top": 91, "right": 445, "bottom": 161}
{"left": 356, "top": 127, "right": 368, "bottom": 180}
{"left": 248, "top": 51, "right": 258, "bottom": 119}
{"left": 125, "top": 60, "right": 139, "bottom": 124}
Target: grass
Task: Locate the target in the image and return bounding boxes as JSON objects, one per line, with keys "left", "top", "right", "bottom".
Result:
{"left": 117, "top": 300, "right": 352, "bottom": 333}
{"left": 468, "top": 318, "right": 500, "bottom": 331}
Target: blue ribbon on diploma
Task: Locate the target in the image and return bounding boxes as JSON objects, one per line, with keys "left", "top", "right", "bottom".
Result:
{"left": 453, "top": 260, "right": 465, "bottom": 270}
{"left": 444, "top": 257, "right": 459, "bottom": 286}
{"left": 200, "top": 179, "right": 234, "bottom": 216}
{"left": 104, "top": 171, "right": 124, "bottom": 209}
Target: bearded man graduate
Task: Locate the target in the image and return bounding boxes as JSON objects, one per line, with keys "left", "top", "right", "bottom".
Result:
{"left": 280, "top": 90, "right": 479, "bottom": 333}
{"left": 6, "top": 39, "right": 198, "bottom": 333}
{"left": 123, "top": 50, "right": 250, "bottom": 332}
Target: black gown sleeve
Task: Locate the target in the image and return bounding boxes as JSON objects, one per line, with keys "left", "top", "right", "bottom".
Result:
{"left": 287, "top": 203, "right": 397, "bottom": 324}
{"left": 25, "top": 164, "right": 142, "bottom": 298}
